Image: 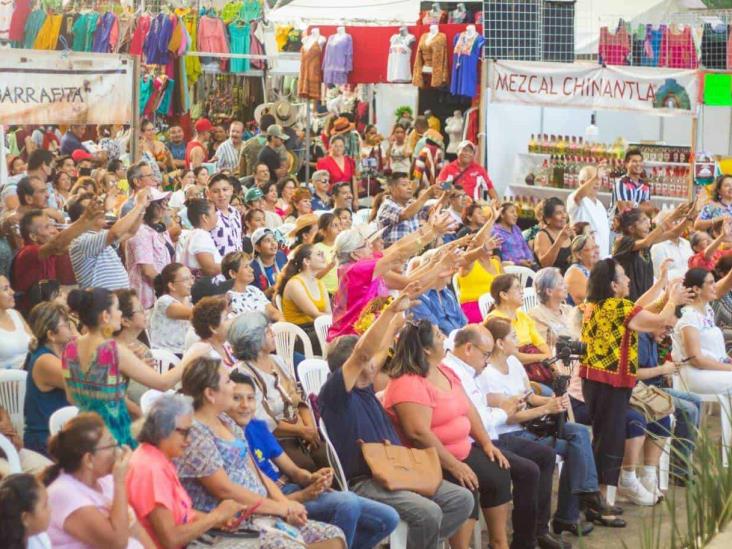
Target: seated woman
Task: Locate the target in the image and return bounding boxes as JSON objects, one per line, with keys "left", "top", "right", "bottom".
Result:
{"left": 275, "top": 176, "right": 298, "bottom": 220}
{"left": 229, "top": 313, "right": 327, "bottom": 472}
{"left": 284, "top": 188, "right": 314, "bottom": 224}
{"left": 0, "top": 275, "right": 32, "bottom": 369}
{"left": 481, "top": 318, "right": 622, "bottom": 533}
{"left": 182, "top": 296, "right": 236, "bottom": 370}
{"left": 491, "top": 203, "right": 535, "bottom": 269}
{"left": 289, "top": 214, "right": 319, "bottom": 249}
{"left": 177, "top": 198, "right": 222, "bottom": 278}
{"left": 0, "top": 404, "right": 52, "bottom": 477}
{"left": 672, "top": 267, "right": 732, "bottom": 402}
{"left": 313, "top": 213, "right": 340, "bottom": 296}
{"left": 114, "top": 289, "right": 155, "bottom": 405}
{"left": 64, "top": 288, "right": 188, "bottom": 446}
{"left": 485, "top": 274, "right": 553, "bottom": 390}
{"left": 711, "top": 255, "right": 732, "bottom": 352}
{"left": 276, "top": 244, "right": 331, "bottom": 355}
{"left": 44, "top": 413, "right": 154, "bottom": 548}
{"left": 688, "top": 223, "right": 732, "bottom": 271}
{"left": 222, "top": 251, "right": 281, "bottom": 321}
{"left": 23, "top": 302, "right": 73, "bottom": 456}
{"left": 243, "top": 208, "right": 266, "bottom": 238}
{"left": 456, "top": 203, "right": 486, "bottom": 239}
{"left": 455, "top": 232, "right": 504, "bottom": 323}
{"left": 533, "top": 198, "right": 573, "bottom": 274}
{"left": 564, "top": 233, "right": 600, "bottom": 306}
{"left": 383, "top": 320, "right": 512, "bottom": 549}
{"left": 176, "top": 357, "right": 345, "bottom": 549}
{"left": 127, "top": 394, "right": 255, "bottom": 548}
{"left": 528, "top": 267, "right": 578, "bottom": 347}
{"left": 150, "top": 263, "right": 194, "bottom": 355}
{"left": 250, "top": 228, "right": 289, "bottom": 299}
{"left": 408, "top": 249, "right": 467, "bottom": 335}
{"left": 0, "top": 473, "right": 52, "bottom": 548}
{"left": 228, "top": 371, "right": 399, "bottom": 548}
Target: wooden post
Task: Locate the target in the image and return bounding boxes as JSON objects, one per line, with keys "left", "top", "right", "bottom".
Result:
{"left": 689, "top": 114, "right": 698, "bottom": 200}
{"left": 131, "top": 55, "right": 140, "bottom": 162}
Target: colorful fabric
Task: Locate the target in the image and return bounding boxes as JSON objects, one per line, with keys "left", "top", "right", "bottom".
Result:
{"left": 492, "top": 223, "right": 534, "bottom": 264}
{"left": 580, "top": 298, "right": 642, "bottom": 389}
{"left": 210, "top": 205, "right": 243, "bottom": 257}
{"left": 22, "top": 9, "right": 46, "bottom": 49}
{"left": 699, "top": 200, "right": 732, "bottom": 221}
{"left": 610, "top": 174, "right": 651, "bottom": 212}
{"left": 228, "top": 22, "right": 250, "bottom": 73}
{"left": 450, "top": 31, "right": 484, "bottom": 98}
{"left": 322, "top": 32, "right": 353, "bottom": 85}
{"left": 62, "top": 338, "right": 135, "bottom": 447}
{"left": 32, "top": 13, "right": 61, "bottom": 49}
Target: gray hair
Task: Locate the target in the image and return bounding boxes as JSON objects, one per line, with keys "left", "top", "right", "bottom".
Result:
{"left": 137, "top": 393, "right": 193, "bottom": 446}
{"left": 335, "top": 229, "right": 365, "bottom": 265}
{"left": 534, "top": 267, "right": 564, "bottom": 304}
{"left": 228, "top": 312, "right": 269, "bottom": 361}
{"left": 126, "top": 161, "right": 149, "bottom": 189}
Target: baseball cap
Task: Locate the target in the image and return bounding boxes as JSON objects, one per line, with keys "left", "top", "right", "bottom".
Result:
{"left": 71, "top": 149, "right": 93, "bottom": 162}
{"left": 251, "top": 227, "right": 274, "bottom": 246}
{"left": 244, "top": 187, "right": 264, "bottom": 204}
{"left": 266, "top": 124, "right": 289, "bottom": 140}
{"left": 149, "top": 187, "right": 171, "bottom": 202}
{"left": 457, "top": 140, "right": 476, "bottom": 153}
{"left": 194, "top": 118, "right": 214, "bottom": 133}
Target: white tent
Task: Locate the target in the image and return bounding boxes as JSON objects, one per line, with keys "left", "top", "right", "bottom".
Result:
{"left": 267, "top": 0, "right": 421, "bottom": 26}
{"left": 575, "top": 0, "right": 707, "bottom": 54}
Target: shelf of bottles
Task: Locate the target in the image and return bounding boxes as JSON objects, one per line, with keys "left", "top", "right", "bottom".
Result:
{"left": 523, "top": 135, "right": 691, "bottom": 199}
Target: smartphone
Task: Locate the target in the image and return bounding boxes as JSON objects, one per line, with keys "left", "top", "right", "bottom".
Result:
{"left": 441, "top": 181, "right": 451, "bottom": 190}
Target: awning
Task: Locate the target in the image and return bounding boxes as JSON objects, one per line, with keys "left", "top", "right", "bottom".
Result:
{"left": 267, "top": 0, "right": 421, "bottom": 26}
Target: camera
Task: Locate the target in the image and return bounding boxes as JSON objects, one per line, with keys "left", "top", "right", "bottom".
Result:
{"left": 556, "top": 335, "right": 586, "bottom": 357}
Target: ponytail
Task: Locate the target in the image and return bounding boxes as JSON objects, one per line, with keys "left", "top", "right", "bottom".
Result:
{"left": 274, "top": 244, "right": 313, "bottom": 298}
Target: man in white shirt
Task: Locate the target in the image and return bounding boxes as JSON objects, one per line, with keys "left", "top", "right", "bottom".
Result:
{"left": 650, "top": 215, "right": 693, "bottom": 280}
{"left": 442, "top": 325, "right": 569, "bottom": 549}
{"left": 214, "top": 121, "right": 245, "bottom": 174}
{"left": 567, "top": 165, "right": 610, "bottom": 258}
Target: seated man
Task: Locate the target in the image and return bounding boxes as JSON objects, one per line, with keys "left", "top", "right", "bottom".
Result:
{"left": 319, "top": 284, "right": 474, "bottom": 549}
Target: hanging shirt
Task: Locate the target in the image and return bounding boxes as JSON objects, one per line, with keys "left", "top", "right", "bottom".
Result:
{"left": 129, "top": 14, "right": 151, "bottom": 56}
{"left": 701, "top": 23, "right": 728, "bottom": 70}
{"left": 659, "top": 26, "right": 698, "bottom": 69}
{"left": 322, "top": 32, "right": 353, "bottom": 85}
{"left": 8, "top": 0, "right": 31, "bottom": 43}
{"left": 144, "top": 13, "right": 173, "bottom": 65}
{"left": 598, "top": 25, "right": 630, "bottom": 65}
{"left": 387, "top": 33, "right": 414, "bottom": 83}
{"left": 22, "top": 9, "right": 46, "bottom": 49}
{"left": 450, "top": 31, "right": 485, "bottom": 98}
{"left": 641, "top": 24, "right": 665, "bottom": 67}
{"left": 229, "top": 21, "right": 250, "bottom": 73}
{"left": 56, "top": 13, "right": 76, "bottom": 50}
{"left": 32, "top": 13, "right": 62, "bottom": 49}
{"left": 92, "top": 11, "right": 118, "bottom": 53}
{"left": 412, "top": 32, "right": 448, "bottom": 88}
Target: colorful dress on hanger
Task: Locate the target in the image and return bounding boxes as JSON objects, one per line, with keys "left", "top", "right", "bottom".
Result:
{"left": 413, "top": 32, "right": 448, "bottom": 88}
{"left": 32, "top": 13, "right": 62, "bottom": 50}
{"left": 175, "top": 8, "right": 201, "bottom": 85}
{"left": 701, "top": 23, "right": 728, "bottom": 69}
{"left": 8, "top": 0, "right": 31, "bottom": 43}
{"left": 229, "top": 21, "right": 250, "bottom": 73}
{"left": 298, "top": 40, "right": 323, "bottom": 99}
{"left": 659, "top": 26, "right": 697, "bottom": 68}
{"left": 387, "top": 33, "right": 414, "bottom": 83}
{"left": 322, "top": 33, "right": 353, "bottom": 85}
{"left": 598, "top": 25, "right": 630, "bottom": 65}
{"left": 640, "top": 24, "right": 665, "bottom": 67}
{"left": 22, "top": 9, "right": 46, "bottom": 49}
{"left": 92, "top": 11, "right": 118, "bottom": 53}
{"left": 450, "top": 31, "right": 485, "bottom": 98}
{"left": 144, "top": 13, "right": 173, "bottom": 65}
{"left": 129, "top": 14, "right": 151, "bottom": 56}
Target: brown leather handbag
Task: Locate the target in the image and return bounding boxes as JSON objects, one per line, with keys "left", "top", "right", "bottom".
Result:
{"left": 359, "top": 440, "right": 442, "bottom": 497}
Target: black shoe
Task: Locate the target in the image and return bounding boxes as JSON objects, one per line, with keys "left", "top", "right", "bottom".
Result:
{"left": 537, "top": 532, "right": 572, "bottom": 548}
{"left": 580, "top": 491, "right": 622, "bottom": 515}
{"left": 551, "top": 518, "right": 594, "bottom": 537}
{"left": 584, "top": 508, "right": 627, "bottom": 528}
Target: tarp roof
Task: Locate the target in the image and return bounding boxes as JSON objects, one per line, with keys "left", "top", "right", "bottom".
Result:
{"left": 267, "top": 0, "right": 421, "bottom": 26}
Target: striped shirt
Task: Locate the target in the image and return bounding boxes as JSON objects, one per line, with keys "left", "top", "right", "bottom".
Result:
{"left": 610, "top": 175, "right": 651, "bottom": 213}
{"left": 215, "top": 139, "right": 243, "bottom": 173}
{"left": 69, "top": 230, "right": 129, "bottom": 290}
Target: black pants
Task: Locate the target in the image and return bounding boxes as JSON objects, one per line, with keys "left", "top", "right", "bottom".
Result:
{"left": 582, "top": 378, "right": 632, "bottom": 487}
{"left": 442, "top": 444, "right": 512, "bottom": 520}
{"left": 497, "top": 436, "right": 557, "bottom": 548}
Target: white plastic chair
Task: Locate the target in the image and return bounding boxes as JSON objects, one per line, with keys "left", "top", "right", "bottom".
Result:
{"left": 49, "top": 406, "right": 79, "bottom": 436}
{"left": 150, "top": 348, "right": 181, "bottom": 375}
{"left": 478, "top": 293, "right": 495, "bottom": 320}
{"left": 521, "top": 287, "right": 538, "bottom": 313}
{"left": 0, "top": 370, "right": 27, "bottom": 435}
{"left": 658, "top": 414, "right": 676, "bottom": 491}
{"left": 314, "top": 315, "right": 332, "bottom": 358}
{"left": 0, "top": 433, "right": 21, "bottom": 474}
{"left": 504, "top": 265, "right": 537, "bottom": 288}
{"left": 297, "top": 359, "right": 330, "bottom": 398}
{"left": 318, "top": 417, "right": 349, "bottom": 491}
{"left": 140, "top": 389, "right": 176, "bottom": 415}
{"left": 271, "top": 321, "right": 314, "bottom": 379}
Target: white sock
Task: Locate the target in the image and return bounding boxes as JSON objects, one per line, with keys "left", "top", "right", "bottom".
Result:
{"left": 641, "top": 465, "right": 657, "bottom": 482}
{"left": 620, "top": 469, "right": 637, "bottom": 484}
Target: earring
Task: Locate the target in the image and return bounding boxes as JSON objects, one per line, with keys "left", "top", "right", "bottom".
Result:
{"left": 101, "top": 324, "right": 114, "bottom": 339}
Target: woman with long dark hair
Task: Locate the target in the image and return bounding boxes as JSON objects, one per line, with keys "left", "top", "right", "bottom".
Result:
{"left": 313, "top": 213, "right": 340, "bottom": 295}
{"left": 0, "top": 473, "right": 51, "bottom": 549}
{"left": 534, "top": 197, "right": 574, "bottom": 274}
{"left": 149, "top": 263, "right": 194, "bottom": 355}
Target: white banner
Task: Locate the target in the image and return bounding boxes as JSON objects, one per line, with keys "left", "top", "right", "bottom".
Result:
{"left": 0, "top": 50, "right": 135, "bottom": 125}
{"left": 489, "top": 60, "right": 699, "bottom": 116}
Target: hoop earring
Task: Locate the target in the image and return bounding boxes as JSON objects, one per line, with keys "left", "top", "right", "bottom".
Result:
{"left": 101, "top": 324, "right": 114, "bottom": 339}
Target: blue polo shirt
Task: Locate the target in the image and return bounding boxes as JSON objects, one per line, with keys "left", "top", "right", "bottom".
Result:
{"left": 318, "top": 368, "right": 401, "bottom": 481}
{"left": 244, "top": 418, "right": 284, "bottom": 482}
{"left": 250, "top": 251, "right": 288, "bottom": 292}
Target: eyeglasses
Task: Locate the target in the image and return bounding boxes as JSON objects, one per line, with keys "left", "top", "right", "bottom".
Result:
{"left": 474, "top": 346, "right": 493, "bottom": 360}
{"left": 94, "top": 441, "right": 121, "bottom": 452}
{"left": 174, "top": 427, "right": 192, "bottom": 438}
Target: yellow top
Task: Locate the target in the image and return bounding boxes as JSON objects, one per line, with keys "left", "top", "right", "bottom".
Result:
{"left": 283, "top": 274, "right": 328, "bottom": 325}
{"left": 456, "top": 257, "right": 502, "bottom": 304}
{"left": 314, "top": 242, "right": 338, "bottom": 294}
{"left": 487, "top": 308, "right": 546, "bottom": 349}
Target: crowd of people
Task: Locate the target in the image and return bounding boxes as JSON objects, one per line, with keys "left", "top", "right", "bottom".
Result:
{"left": 0, "top": 114, "right": 729, "bottom": 549}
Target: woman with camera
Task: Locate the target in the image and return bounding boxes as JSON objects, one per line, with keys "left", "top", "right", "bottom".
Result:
{"left": 481, "top": 317, "right": 619, "bottom": 536}
{"left": 581, "top": 258, "right": 686, "bottom": 504}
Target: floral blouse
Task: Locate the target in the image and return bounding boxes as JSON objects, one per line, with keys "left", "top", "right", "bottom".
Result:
{"left": 227, "top": 286, "right": 270, "bottom": 317}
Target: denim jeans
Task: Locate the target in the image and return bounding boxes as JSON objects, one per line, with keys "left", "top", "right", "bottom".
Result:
{"left": 282, "top": 484, "right": 399, "bottom": 549}
{"left": 663, "top": 388, "right": 701, "bottom": 479}
{"left": 500, "top": 422, "right": 598, "bottom": 523}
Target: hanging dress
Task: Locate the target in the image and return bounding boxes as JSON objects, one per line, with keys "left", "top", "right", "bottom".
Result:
{"left": 298, "top": 40, "right": 323, "bottom": 99}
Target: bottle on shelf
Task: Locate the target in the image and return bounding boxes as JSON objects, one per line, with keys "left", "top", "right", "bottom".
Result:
{"left": 528, "top": 134, "right": 537, "bottom": 153}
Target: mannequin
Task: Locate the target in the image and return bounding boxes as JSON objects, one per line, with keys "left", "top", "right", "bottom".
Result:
{"left": 302, "top": 27, "right": 325, "bottom": 51}
{"left": 422, "top": 2, "right": 445, "bottom": 25}
{"left": 298, "top": 28, "right": 325, "bottom": 99}
{"left": 387, "top": 26, "right": 416, "bottom": 83}
{"left": 322, "top": 28, "right": 353, "bottom": 86}
{"left": 465, "top": 24, "right": 477, "bottom": 37}
{"left": 413, "top": 24, "right": 448, "bottom": 88}
{"left": 423, "top": 24, "right": 440, "bottom": 73}
{"left": 445, "top": 111, "right": 465, "bottom": 154}
{"left": 450, "top": 3, "right": 467, "bottom": 24}
{"left": 336, "top": 26, "right": 346, "bottom": 36}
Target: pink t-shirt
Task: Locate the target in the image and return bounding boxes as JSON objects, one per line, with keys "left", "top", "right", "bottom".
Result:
{"left": 383, "top": 365, "right": 472, "bottom": 460}
{"left": 47, "top": 472, "right": 143, "bottom": 549}
{"left": 126, "top": 443, "right": 194, "bottom": 549}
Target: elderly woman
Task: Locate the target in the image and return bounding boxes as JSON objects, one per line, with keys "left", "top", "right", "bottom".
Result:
{"left": 176, "top": 357, "right": 345, "bottom": 549}
{"left": 222, "top": 251, "right": 281, "bottom": 321}
{"left": 528, "top": 267, "right": 579, "bottom": 347}
{"left": 126, "top": 394, "right": 253, "bottom": 548}
{"left": 565, "top": 233, "right": 600, "bottom": 306}
{"left": 182, "top": 296, "right": 236, "bottom": 369}
{"left": 228, "top": 313, "right": 328, "bottom": 472}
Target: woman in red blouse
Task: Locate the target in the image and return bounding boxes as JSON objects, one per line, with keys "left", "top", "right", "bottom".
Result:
{"left": 316, "top": 135, "right": 358, "bottom": 210}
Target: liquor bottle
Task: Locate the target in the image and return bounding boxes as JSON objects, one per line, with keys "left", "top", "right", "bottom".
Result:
{"left": 557, "top": 135, "right": 567, "bottom": 156}
{"left": 528, "top": 134, "right": 537, "bottom": 153}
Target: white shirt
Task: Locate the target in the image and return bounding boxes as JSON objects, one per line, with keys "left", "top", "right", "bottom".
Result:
{"left": 477, "top": 356, "right": 531, "bottom": 436}
{"left": 650, "top": 238, "right": 693, "bottom": 281}
{"left": 0, "top": 309, "right": 30, "bottom": 369}
{"left": 177, "top": 228, "right": 222, "bottom": 272}
{"left": 149, "top": 295, "right": 190, "bottom": 354}
{"left": 387, "top": 33, "right": 415, "bottom": 82}
{"left": 442, "top": 353, "right": 507, "bottom": 440}
{"left": 672, "top": 304, "right": 728, "bottom": 363}
{"left": 567, "top": 190, "right": 610, "bottom": 258}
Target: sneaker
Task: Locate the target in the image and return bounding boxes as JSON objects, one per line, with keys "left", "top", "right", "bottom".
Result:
{"left": 617, "top": 477, "right": 658, "bottom": 506}
{"left": 640, "top": 475, "right": 664, "bottom": 502}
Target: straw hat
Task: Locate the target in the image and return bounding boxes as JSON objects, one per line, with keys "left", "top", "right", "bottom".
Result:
{"left": 288, "top": 213, "right": 319, "bottom": 237}
{"left": 330, "top": 116, "right": 355, "bottom": 136}
{"left": 254, "top": 103, "right": 272, "bottom": 126}
{"left": 273, "top": 100, "right": 298, "bottom": 127}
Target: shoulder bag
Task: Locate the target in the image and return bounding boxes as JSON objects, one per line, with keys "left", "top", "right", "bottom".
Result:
{"left": 359, "top": 439, "right": 442, "bottom": 497}
{"left": 630, "top": 381, "right": 674, "bottom": 422}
